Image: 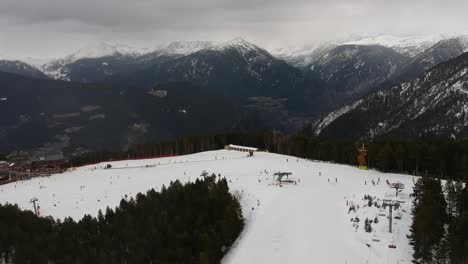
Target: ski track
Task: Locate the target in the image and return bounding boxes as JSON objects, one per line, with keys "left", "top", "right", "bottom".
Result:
{"left": 0, "top": 150, "right": 415, "bottom": 264}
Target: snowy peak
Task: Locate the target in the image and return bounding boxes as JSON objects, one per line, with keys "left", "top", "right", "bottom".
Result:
{"left": 148, "top": 38, "right": 266, "bottom": 57}
{"left": 62, "top": 42, "right": 142, "bottom": 63}
{"left": 345, "top": 34, "right": 444, "bottom": 57}
{"left": 40, "top": 42, "right": 144, "bottom": 81}
{"left": 152, "top": 40, "right": 217, "bottom": 56}
{"left": 220, "top": 37, "right": 257, "bottom": 49}
{"left": 214, "top": 37, "right": 267, "bottom": 54}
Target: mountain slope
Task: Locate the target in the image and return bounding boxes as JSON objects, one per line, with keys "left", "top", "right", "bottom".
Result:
{"left": 0, "top": 60, "right": 49, "bottom": 79}
{"left": 300, "top": 45, "right": 409, "bottom": 115}
{"left": 385, "top": 36, "right": 468, "bottom": 87}
{"left": 315, "top": 51, "right": 468, "bottom": 139}
{"left": 345, "top": 34, "right": 443, "bottom": 57}
{"left": 111, "top": 38, "right": 304, "bottom": 99}
{"left": 40, "top": 41, "right": 216, "bottom": 83}
{"left": 271, "top": 43, "right": 337, "bottom": 68}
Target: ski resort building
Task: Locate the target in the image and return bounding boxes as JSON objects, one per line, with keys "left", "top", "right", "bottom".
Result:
{"left": 225, "top": 144, "right": 258, "bottom": 156}
{"left": 225, "top": 144, "right": 258, "bottom": 152}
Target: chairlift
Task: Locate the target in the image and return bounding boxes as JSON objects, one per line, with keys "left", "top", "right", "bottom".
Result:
{"left": 394, "top": 211, "right": 402, "bottom": 219}
{"left": 273, "top": 171, "right": 297, "bottom": 185}
{"left": 372, "top": 234, "right": 381, "bottom": 242}
{"left": 378, "top": 209, "right": 386, "bottom": 216}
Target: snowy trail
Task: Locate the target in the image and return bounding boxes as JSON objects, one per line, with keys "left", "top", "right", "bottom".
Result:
{"left": 0, "top": 150, "right": 415, "bottom": 263}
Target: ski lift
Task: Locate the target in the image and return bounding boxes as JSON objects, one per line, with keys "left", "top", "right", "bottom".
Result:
{"left": 372, "top": 234, "right": 381, "bottom": 242}
{"left": 273, "top": 172, "right": 297, "bottom": 185}
{"left": 378, "top": 209, "right": 386, "bottom": 216}
{"left": 394, "top": 211, "right": 402, "bottom": 219}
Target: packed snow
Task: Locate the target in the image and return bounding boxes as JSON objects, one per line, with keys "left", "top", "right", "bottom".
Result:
{"left": 0, "top": 150, "right": 417, "bottom": 264}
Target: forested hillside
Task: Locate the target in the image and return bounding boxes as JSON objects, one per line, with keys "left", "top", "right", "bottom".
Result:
{"left": 0, "top": 175, "right": 244, "bottom": 264}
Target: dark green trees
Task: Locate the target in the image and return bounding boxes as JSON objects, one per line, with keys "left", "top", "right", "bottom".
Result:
{"left": 410, "top": 177, "right": 468, "bottom": 264}
{"left": 0, "top": 175, "right": 244, "bottom": 264}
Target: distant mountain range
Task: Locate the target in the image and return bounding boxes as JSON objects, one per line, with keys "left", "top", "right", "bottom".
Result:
{"left": 0, "top": 60, "right": 49, "bottom": 80}
{"left": 1, "top": 34, "right": 468, "bottom": 155}
{"left": 314, "top": 51, "right": 468, "bottom": 139}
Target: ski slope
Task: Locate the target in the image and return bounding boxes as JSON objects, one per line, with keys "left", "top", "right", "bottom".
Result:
{"left": 0, "top": 150, "right": 416, "bottom": 264}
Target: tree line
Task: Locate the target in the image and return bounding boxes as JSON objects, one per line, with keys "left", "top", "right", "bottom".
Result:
{"left": 410, "top": 177, "right": 468, "bottom": 263}
{"left": 0, "top": 175, "right": 244, "bottom": 264}
{"left": 72, "top": 132, "right": 468, "bottom": 181}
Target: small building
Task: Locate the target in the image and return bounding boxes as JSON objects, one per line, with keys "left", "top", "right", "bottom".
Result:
{"left": 7, "top": 151, "right": 30, "bottom": 163}
{"left": 31, "top": 159, "right": 70, "bottom": 175}
{"left": 225, "top": 144, "right": 258, "bottom": 157}
{"left": 225, "top": 144, "right": 257, "bottom": 152}
{"left": 147, "top": 89, "right": 168, "bottom": 98}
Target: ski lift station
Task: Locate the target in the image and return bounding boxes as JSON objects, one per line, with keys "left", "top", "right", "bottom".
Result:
{"left": 273, "top": 171, "right": 298, "bottom": 185}
{"left": 225, "top": 144, "right": 258, "bottom": 156}
{"left": 225, "top": 144, "right": 258, "bottom": 152}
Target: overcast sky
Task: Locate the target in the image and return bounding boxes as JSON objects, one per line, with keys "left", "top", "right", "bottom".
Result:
{"left": 1, "top": 0, "right": 468, "bottom": 59}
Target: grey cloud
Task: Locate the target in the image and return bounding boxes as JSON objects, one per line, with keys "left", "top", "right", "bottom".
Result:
{"left": 0, "top": 0, "right": 467, "bottom": 58}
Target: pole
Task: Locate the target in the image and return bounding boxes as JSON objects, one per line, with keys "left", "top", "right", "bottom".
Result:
{"left": 32, "top": 200, "right": 37, "bottom": 215}
{"left": 389, "top": 205, "right": 393, "bottom": 233}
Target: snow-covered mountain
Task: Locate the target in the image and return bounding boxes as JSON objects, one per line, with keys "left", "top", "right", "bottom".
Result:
{"left": 39, "top": 41, "right": 219, "bottom": 82}
{"left": 345, "top": 34, "right": 444, "bottom": 57}
{"left": 0, "top": 60, "right": 49, "bottom": 79}
{"left": 273, "top": 34, "right": 466, "bottom": 69}
{"left": 40, "top": 42, "right": 144, "bottom": 81}
{"left": 314, "top": 51, "right": 468, "bottom": 139}
{"left": 151, "top": 40, "right": 217, "bottom": 56}
{"left": 111, "top": 37, "right": 303, "bottom": 98}
{"left": 0, "top": 149, "right": 417, "bottom": 263}
{"left": 271, "top": 43, "right": 337, "bottom": 68}
{"left": 58, "top": 42, "right": 143, "bottom": 63}
{"left": 389, "top": 35, "right": 468, "bottom": 84}
{"left": 299, "top": 44, "right": 409, "bottom": 115}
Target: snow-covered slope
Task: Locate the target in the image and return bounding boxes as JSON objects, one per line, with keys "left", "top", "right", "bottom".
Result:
{"left": 0, "top": 150, "right": 416, "bottom": 263}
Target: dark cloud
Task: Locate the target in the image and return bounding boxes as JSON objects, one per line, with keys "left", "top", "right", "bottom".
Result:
{"left": 0, "top": 0, "right": 467, "bottom": 58}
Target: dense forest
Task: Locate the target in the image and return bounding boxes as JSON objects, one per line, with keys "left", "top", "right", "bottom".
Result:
{"left": 0, "top": 175, "right": 244, "bottom": 264}
{"left": 72, "top": 132, "right": 468, "bottom": 181}
{"left": 409, "top": 177, "right": 468, "bottom": 264}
